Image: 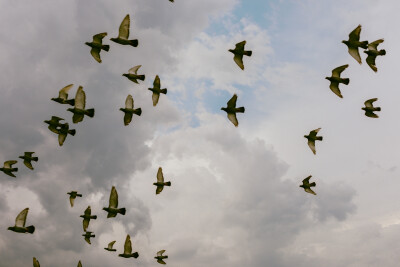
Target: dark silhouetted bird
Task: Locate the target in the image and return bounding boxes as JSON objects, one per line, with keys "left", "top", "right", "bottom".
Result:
{"left": 67, "top": 191, "right": 82, "bottom": 207}
{"left": 364, "top": 39, "right": 386, "bottom": 72}
{"left": 8, "top": 208, "right": 35, "bottom": 234}
{"left": 300, "top": 175, "right": 316, "bottom": 195}
{"left": 83, "top": 231, "right": 95, "bottom": 244}
{"left": 148, "top": 75, "right": 167, "bottom": 106}
{"left": 111, "top": 15, "right": 138, "bottom": 47}
{"left": 0, "top": 160, "right": 18, "bottom": 178}
{"left": 123, "top": 65, "right": 145, "bottom": 84}
{"left": 154, "top": 167, "right": 171, "bottom": 195}
{"left": 304, "top": 128, "right": 323, "bottom": 155}
{"left": 77, "top": 261, "right": 82, "bottom": 267}
{"left": 19, "top": 152, "right": 38, "bottom": 170}
{"left": 228, "top": 41, "right": 252, "bottom": 70}
{"left": 325, "top": 64, "right": 349, "bottom": 98}
{"left": 44, "top": 116, "right": 64, "bottom": 134}
{"left": 67, "top": 86, "right": 95, "bottom": 123}
{"left": 362, "top": 98, "right": 381, "bottom": 118}
{"left": 342, "top": 25, "right": 368, "bottom": 64}
{"left": 104, "top": 241, "right": 117, "bottom": 252}
{"left": 221, "top": 94, "right": 245, "bottom": 127}
{"left": 103, "top": 186, "right": 126, "bottom": 218}
{"left": 80, "top": 206, "right": 97, "bottom": 232}
{"left": 155, "top": 250, "right": 168, "bottom": 265}
{"left": 120, "top": 95, "right": 142, "bottom": 126}
{"left": 33, "top": 257, "right": 40, "bottom": 267}
{"left": 58, "top": 122, "right": 76, "bottom": 146}
{"left": 51, "top": 84, "right": 75, "bottom": 106}
{"left": 119, "top": 235, "right": 139, "bottom": 258}
{"left": 85, "top": 32, "right": 109, "bottom": 63}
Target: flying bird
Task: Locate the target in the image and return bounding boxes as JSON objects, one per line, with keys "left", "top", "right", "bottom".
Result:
{"left": 123, "top": 65, "right": 145, "bottom": 84}
{"left": 362, "top": 98, "right": 381, "bottom": 118}
{"left": 110, "top": 15, "right": 138, "bottom": 47}
{"left": 118, "top": 235, "right": 139, "bottom": 258}
{"left": 325, "top": 64, "right": 349, "bottom": 98}
{"left": 228, "top": 40, "right": 252, "bottom": 70}
{"left": 169, "top": 0, "right": 174, "bottom": 2}
{"left": 44, "top": 116, "right": 64, "bottom": 134}
{"left": 58, "top": 122, "right": 76, "bottom": 146}
{"left": 148, "top": 75, "right": 167, "bottom": 106}
{"left": 67, "top": 191, "right": 82, "bottom": 207}
{"left": 8, "top": 208, "right": 35, "bottom": 234}
{"left": 67, "top": 86, "right": 95, "bottom": 123}
{"left": 120, "top": 95, "right": 142, "bottom": 126}
{"left": 33, "top": 257, "right": 40, "bottom": 267}
{"left": 155, "top": 250, "right": 168, "bottom": 265}
{"left": 80, "top": 206, "right": 97, "bottom": 232}
{"left": 221, "top": 94, "right": 245, "bottom": 127}
{"left": 18, "top": 152, "right": 38, "bottom": 170}
{"left": 364, "top": 39, "right": 386, "bottom": 72}
{"left": 103, "top": 186, "right": 126, "bottom": 218}
{"left": 153, "top": 167, "right": 171, "bottom": 195}
{"left": 85, "top": 32, "right": 109, "bottom": 63}
{"left": 304, "top": 128, "right": 323, "bottom": 155}
{"left": 82, "top": 231, "right": 95, "bottom": 244}
{"left": 342, "top": 25, "right": 368, "bottom": 64}
{"left": 300, "top": 175, "right": 316, "bottom": 195}
{"left": 77, "top": 261, "right": 82, "bottom": 267}
{"left": 51, "top": 84, "right": 75, "bottom": 106}
{"left": 104, "top": 241, "right": 117, "bottom": 252}
{"left": 0, "top": 160, "right": 18, "bottom": 178}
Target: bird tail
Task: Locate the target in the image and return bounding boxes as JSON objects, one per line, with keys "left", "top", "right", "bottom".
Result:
{"left": 68, "top": 129, "right": 76, "bottom": 136}
{"left": 92, "top": 215, "right": 97, "bottom": 219}
{"left": 32, "top": 157, "right": 39, "bottom": 162}
{"left": 102, "top": 45, "right": 110, "bottom": 51}
{"left": 134, "top": 108, "right": 142, "bottom": 116}
{"left": 119, "top": 208, "right": 126, "bottom": 215}
{"left": 236, "top": 107, "right": 245, "bottom": 113}
{"left": 130, "top": 39, "right": 139, "bottom": 47}
{"left": 77, "top": 194, "right": 82, "bottom": 197}
{"left": 309, "top": 182, "right": 316, "bottom": 187}
{"left": 379, "top": 49, "right": 386, "bottom": 56}
{"left": 85, "top": 109, "right": 95, "bottom": 118}
{"left": 244, "top": 50, "right": 252, "bottom": 57}
{"left": 317, "top": 136, "right": 323, "bottom": 141}
{"left": 132, "top": 252, "right": 139, "bottom": 258}
{"left": 342, "top": 78, "right": 350, "bottom": 85}
{"left": 160, "top": 89, "right": 167, "bottom": 94}
{"left": 375, "top": 107, "right": 381, "bottom": 111}
{"left": 13, "top": 168, "right": 18, "bottom": 172}
{"left": 360, "top": 41, "right": 368, "bottom": 49}
{"left": 67, "top": 99, "right": 75, "bottom": 106}
{"left": 137, "top": 75, "right": 145, "bottom": 81}
{"left": 26, "top": 225, "right": 35, "bottom": 234}
{"left": 165, "top": 181, "right": 171, "bottom": 186}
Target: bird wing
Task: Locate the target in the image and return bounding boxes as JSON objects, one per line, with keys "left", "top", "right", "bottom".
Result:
{"left": 305, "top": 188, "right": 317, "bottom": 195}
{"left": 153, "top": 75, "right": 161, "bottom": 89}
{"left": 118, "top": 14, "right": 130, "bottom": 39}
{"left": 84, "top": 206, "right": 91, "bottom": 216}
{"left": 329, "top": 82, "right": 343, "bottom": 98}
{"left": 227, "top": 113, "right": 239, "bottom": 127}
{"left": 157, "top": 167, "right": 164, "bottom": 183}
{"left": 90, "top": 47, "right": 102, "bottom": 63}
{"left": 72, "top": 114, "right": 84, "bottom": 123}
{"left": 109, "top": 186, "right": 118, "bottom": 208}
{"left": 92, "top": 32, "right": 107, "bottom": 44}
{"left": 227, "top": 94, "right": 237, "bottom": 108}
{"left": 50, "top": 116, "right": 64, "bottom": 124}
{"left": 157, "top": 259, "right": 167, "bottom": 264}
{"left": 152, "top": 92, "right": 160, "bottom": 107}
{"left": 308, "top": 128, "right": 321, "bottom": 138}
{"left": 124, "top": 112, "right": 133, "bottom": 126}
{"left": 156, "top": 185, "right": 164, "bottom": 195}
{"left": 15, "top": 208, "right": 29, "bottom": 227}
{"left": 125, "top": 94, "right": 133, "bottom": 109}
{"left": 77, "top": 261, "right": 82, "bottom": 267}
{"left": 33, "top": 257, "right": 40, "bottom": 267}
{"left": 366, "top": 54, "right": 377, "bottom": 72}
{"left": 124, "top": 235, "right": 132, "bottom": 254}
{"left": 108, "top": 241, "right": 116, "bottom": 249}
{"left": 4, "top": 160, "right": 17, "bottom": 168}
{"left": 59, "top": 84, "right": 74, "bottom": 100}
{"left": 157, "top": 250, "right": 165, "bottom": 256}
{"left": 84, "top": 236, "right": 91, "bottom": 244}
{"left": 75, "top": 86, "right": 86, "bottom": 110}
{"left": 367, "top": 39, "right": 384, "bottom": 51}
{"left": 69, "top": 195, "right": 75, "bottom": 207}
{"left": 364, "top": 98, "right": 377, "bottom": 108}
{"left": 128, "top": 65, "right": 141, "bottom": 74}
{"left": 302, "top": 175, "right": 312, "bottom": 184}
{"left": 331, "top": 64, "right": 349, "bottom": 77}
{"left": 348, "top": 46, "right": 362, "bottom": 64}
{"left": 23, "top": 160, "right": 33, "bottom": 170}
{"left": 348, "top": 24, "right": 361, "bottom": 41}
{"left": 24, "top": 152, "right": 34, "bottom": 157}
{"left": 233, "top": 54, "right": 244, "bottom": 70}
{"left": 58, "top": 132, "right": 67, "bottom": 146}
{"left": 235, "top": 40, "right": 246, "bottom": 50}
{"left": 307, "top": 139, "right": 316, "bottom": 154}
{"left": 365, "top": 111, "right": 378, "bottom": 118}
{"left": 83, "top": 218, "right": 89, "bottom": 232}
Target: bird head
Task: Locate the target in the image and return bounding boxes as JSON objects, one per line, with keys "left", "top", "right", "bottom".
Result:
{"left": 299, "top": 184, "right": 304, "bottom": 188}
{"left": 18, "top": 156, "right": 24, "bottom": 160}
{"left": 51, "top": 97, "right": 57, "bottom": 102}
{"left": 79, "top": 215, "right": 84, "bottom": 218}
{"left": 361, "top": 107, "right": 366, "bottom": 111}
{"left": 221, "top": 107, "right": 227, "bottom": 112}
{"left": 122, "top": 74, "right": 128, "bottom": 77}
{"left": 84, "top": 42, "right": 91, "bottom": 47}
{"left": 7, "top": 226, "right": 15, "bottom": 231}
{"left": 44, "top": 120, "right": 50, "bottom": 125}
{"left": 110, "top": 37, "right": 117, "bottom": 42}
{"left": 66, "top": 108, "right": 74, "bottom": 113}
{"left": 342, "top": 40, "right": 348, "bottom": 45}
{"left": 228, "top": 49, "right": 234, "bottom": 53}
{"left": 325, "top": 77, "right": 331, "bottom": 81}
{"left": 304, "top": 135, "right": 309, "bottom": 139}
{"left": 119, "top": 108, "right": 125, "bottom": 112}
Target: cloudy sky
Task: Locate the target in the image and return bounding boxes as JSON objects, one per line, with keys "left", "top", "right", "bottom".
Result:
{"left": 0, "top": 0, "right": 399, "bottom": 266}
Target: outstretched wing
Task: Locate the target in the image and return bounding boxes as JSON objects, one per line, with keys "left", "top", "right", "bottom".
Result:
{"left": 233, "top": 54, "right": 244, "bottom": 70}
{"left": 84, "top": 236, "right": 91, "bottom": 244}
{"left": 90, "top": 48, "right": 102, "bottom": 63}
{"left": 33, "top": 257, "right": 40, "bottom": 267}
{"left": 367, "top": 39, "right": 384, "bottom": 51}
{"left": 69, "top": 195, "right": 75, "bottom": 207}
{"left": 157, "top": 250, "right": 166, "bottom": 256}
{"left": 124, "top": 112, "right": 133, "bottom": 126}
{"left": 15, "top": 208, "right": 29, "bottom": 227}
{"left": 118, "top": 14, "right": 130, "bottom": 39}
{"left": 157, "top": 259, "right": 167, "bottom": 264}
{"left": 329, "top": 82, "right": 343, "bottom": 98}
{"left": 305, "top": 188, "right": 317, "bottom": 195}
{"left": 84, "top": 206, "right": 91, "bottom": 216}
{"left": 227, "top": 94, "right": 237, "bottom": 108}
{"left": 58, "top": 132, "right": 67, "bottom": 146}
{"left": 235, "top": 40, "right": 246, "bottom": 50}
{"left": 108, "top": 240, "right": 116, "bottom": 249}
{"left": 308, "top": 128, "right": 321, "bottom": 138}
{"left": 23, "top": 160, "right": 33, "bottom": 170}
{"left": 152, "top": 92, "right": 160, "bottom": 107}
{"left": 77, "top": 261, "right": 82, "bottom": 267}
{"left": 153, "top": 75, "right": 161, "bottom": 89}
{"left": 348, "top": 47, "right": 362, "bottom": 64}
{"left": 75, "top": 86, "right": 86, "bottom": 110}
{"left": 109, "top": 186, "right": 118, "bottom": 208}
{"left": 302, "top": 175, "right": 312, "bottom": 184}
{"left": 4, "top": 160, "right": 17, "bottom": 168}
{"left": 348, "top": 24, "right": 361, "bottom": 41}
{"left": 125, "top": 95, "right": 133, "bottom": 109}
{"left": 128, "top": 65, "right": 141, "bottom": 74}
{"left": 331, "top": 64, "right": 349, "bottom": 77}
{"left": 124, "top": 235, "right": 132, "bottom": 254}
{"left": 59, "top": 84, "right": 74, "bottom": 100}
{"left": 364, "top": 98, "right": 377, "bottom": 108}
{"left": 156, "top": 186, "right": 164, "bottom": 195}
{"left": 227, "top": 113, "right": 239, "bottom": 127}
{"left": 83, "top": 218, "right": 89, "bottom": 232}
{"left": 157, "top": 167, "right": 164, "bottom": 183}
{"left": 93, "top": 32, "right": 107, "bottom": 44}
{"left": 366, "top": 55, "right": 377, "bottom": 72}
{"left": 307, "top": 139, "right": 316, "bottom": 154}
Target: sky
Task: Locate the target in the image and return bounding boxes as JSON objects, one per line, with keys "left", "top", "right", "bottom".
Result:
{"left": 0, "top": 0, "right": 399, "bottom": 266}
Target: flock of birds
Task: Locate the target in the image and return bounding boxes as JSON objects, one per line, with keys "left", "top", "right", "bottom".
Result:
{"left": 1, "top": 3, "right": 386, "bottom": 265}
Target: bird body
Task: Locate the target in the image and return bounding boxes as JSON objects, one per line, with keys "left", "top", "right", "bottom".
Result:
{"left": 148, "top": 75, "right": 167, "bottom": 106}
{"left": 304, "top": 128, "right": 323, "bottom": 155}
{"left": 82, "top": 231, "right": 95, "bottom": 244}
{"left": 118, "top": 235, "right": 139, "bottom": 258}
{"left": 104, "top": 240, "right": 117, "bottom": 252}
{"left": 19, "top": 152, "right": 38, "bottom": 170}
{"left": 153, "top": 167, "right": 171, "bottom": 194}
{"left": 110, "top": 15, "right": 138, "bottom": 47}
{"left": 67, "top": 191, "right": 82, "bottom": 207}
{"left": 123, "top": 65, "right": 145, "bottom": 84}
{"left": 364, "top": 39, "right": 386, "bottom": 72}
{"left": 0, "top": 160, "right": 18, "bottom": 178}
{"left": 300, "top": 175, "right": 316, "bottom": 195}
{"left": 229, "top": 40, "right": 252, "bottom": 70}
{"left": 221, "top": 94, "right": 245, "bottom": 127}
{"left": 85, "top": 32, "right": 109, "bottom": 63}
{"left": 120, "top": 95, "right": 142, "bottom": 125}
{"left": 155, "top": 250, "right": 168, "bottom": 265}
{"left": 103, "top": 186, "right": 126, "bottom": 218}
{"left": 8, "top": 208, "right": 35, "bottom": 234}
{"left": 44, "top": 116, "right": 65, "bottom": 134}
{"left": 362, "top": 98, "right": 381, "bottom": 118}
{"left": 51, "top": 84, "right": 75, "bottom": 106}
{"left": 80, "top": 206, "right": 97, "bottom": 232}
{"left": 57, "top": 122, "right": 76, "bottom": 146}
{"left": 67, "top": 86, "right": 95, "bottom": 123}
{"left": 325, "top": 64, "right": 349, "bottom": 98}
{"left": 342, "top": 25, "right": 368, "bottom": 64}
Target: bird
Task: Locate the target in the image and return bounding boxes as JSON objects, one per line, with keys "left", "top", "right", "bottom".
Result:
{"left": 110, "top": 14, "right": 138, "bottom": 47}
{"left": 169, "top": 0, "right": 174, "bottom": 2}
{"left": 300, "top": 175, "right": 316, "bottom": 195}
{"left": 148, "top": 75, "right": 167, "bottom": 106}
{"left": 51, "top": 84, "right": 75, "bottom": 106}
{"left": 364, "top": 39, "right": 386, "bottom": 72}
{"left": 44, "top": 116, "right": 65, "bottom": 134}
{"left": 153, "top": 167, "right": 171, "bottom": 195}
{"left": 33, "top": 257, "right": 40, "bottom": 267}
{"left": 18, "top": 152, "right": 38, "bottom": 170}
{"left": 123, "top": 65, "right": 145, "bottom": 84}
{"left": 85, "top": 32, "right": 109, "bottom": 63}
{"left": 82, "top": 231, "right": 95, "bottom": 244}
{"left": 118, "top": 235, "right": 139, "bottom": 258}
{"left": 80, "top": 206, "right": 97, "bottom": 232}
{"left": 155, "top": 250, "right": 168, "bottom": 265}
{"left": 304, "top": 128, "right": 323, "bottom": 155}
{"left": 342, "top": 25, "right": 368, "bottom": 64}
{"left": 104, "top": 241, "right": 117, "bottom": 252}
{"left": 77, "top": 261, "right": 82, "bottom": 267}
{"left": 120, "top": 95, "right": 142, "bottom": 126}
{"left": 228, "top": 40, "right": 252, "bottom": 70}
{"left": 67, "top": 191, "right": 82, "bottom": 207}
{"left": 0, "top": 160, "right": 18, "bottom": 178}
{"left": 221, "top": 94, "right": 245, "bottom": 127}
{"left": 57, "top": 122, "right": 76, "bottom": 146}
{"left": 8, "top": 208, "right": 35, "bottom": 234}
{"left": 67, "top": 86, "right": 95, "bottom": 123}
{"left": 325, "top": 64, "right": 349, "bottom": 98}
{"left": 103, "top": 186, "right": 126, "bottom": 218}
{"left": 362, "top": 98, "right": 381, "bottom": 118}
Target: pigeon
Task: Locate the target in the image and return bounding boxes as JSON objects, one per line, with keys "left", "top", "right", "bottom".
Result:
{"left": 364, "top": 39, "right": 386, "bottom": 72}
{"left": 80, "top": 206, "right": 97, "bottom": 232}
{"left": 228, "top": 41, "right": 252, "bottom": 70}
{"left": 77, "top": 261, "right": 82, "bottom": 267}
{"left": 304, "top": 128, "right": 323, "bottom": 155}
{"left": 58, "top": 122, "right": 76, "bottom": 146}
{"left": 104, "top": 241, "right": 117, "bottom": 252}
{"left": 33, "top": 257, "right": 40, "bottom": 267}
{"left": 155, "top": 250, "right": 168, "bottom": 265}
{"left": 82, "top": 231, "right": 95, "bottom": 244}
{"left": 8, "top": 208, "right": 35, "bottom": 234}
{"left": 148, "top": 75, "right": 167, "bottom": 106}
{"left": 103, "top": 186, "right": 126, "bottom": 218}
{"left": 325, "top": 64, "right": 349, "bottom": 98}
{"left": 362, "top": 98, "right": 381, "bottom": 118}
{"left": 67, "top": 86, "right": 95, "bottom": 123}
{"left": 153, "top": 167, "right": 171, "bottom": 195}
{"left": 51, "top": 84, "right": 75, "bottom": 106}
{"left": 169, "top": 0, "right": 174, "bottom": 2}
{"left": 44, "top": 116, "right": 65, "bottom": 134}
{"left": 85, "top": 32, "right": 110, "bottom": 63}
{"left": 67, "top": 191, "right": 82, "bottom": 207}
{"left": 123, "top": 65, "right": 145, "bottom": 84}
{"left": 342, "top": 25, "right": 368, "bottom": 64}
{"left": 120, "top": 95, "right": 142, "bottom": 126}
{"left": 0, "top": 160, "right": 18, "bottom": 178}
{"left": 19, "top": 152, "right": 38, "bottom": 170}
{"left": 221, "top": 94, "right": 245, "bottom": 127}
{"left": 118, "top": 235, "right": 139, "bottom": 258}
{"left": 110, "top": 15, "right": 138, "bottom": 47}
{"left": 300, "top": 175, "right": 316, "bottom": 195}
